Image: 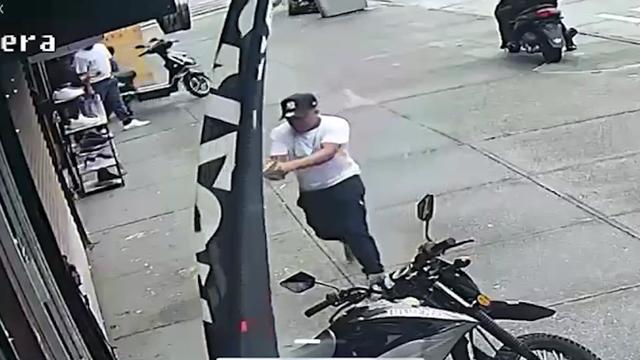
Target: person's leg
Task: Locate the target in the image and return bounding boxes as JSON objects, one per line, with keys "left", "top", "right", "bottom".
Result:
{"left": 297, "top": 177, "right": 384, "bottom": 277}
{"left": 91, "top": 80, "right": 116, "bottom": 118}
{"left": 297, "top": 193, "right": 341, "bottom": 241}
{"left": 102, "top": 78, "right": 133, "bottom": 125}
{"left": 495, "top": 3, "right": 514, "bottom": 48}
{"left": 103, "top": 78, "right": 150, "bottom": 129}
{"left": 561, "top": 21, "right": 577, "bottom": 51}
{"left": 333, "top": 176, "right": 384, "bottom": 276}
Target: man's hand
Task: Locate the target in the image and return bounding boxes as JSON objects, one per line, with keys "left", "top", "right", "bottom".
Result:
{"left": 275, "top": 161, "right": 297, "bottom": 173}
{"left": 263, "top": 160, "right": 287, "bottom": 181}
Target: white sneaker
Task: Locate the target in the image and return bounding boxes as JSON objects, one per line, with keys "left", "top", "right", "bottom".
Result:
{"left": 67, "top": 114, "right": 106, "bottom": 131}
{"left": 123, "top": 119, "right": 150, "bottom": 131}
{"left": 53, "top": 87, "right": 85, "bottom": 103}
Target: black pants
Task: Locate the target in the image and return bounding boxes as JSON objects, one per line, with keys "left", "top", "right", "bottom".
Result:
{"left": 92, "top": 77, "right": 133, "bottom": 124}
{"left": 297, "top": 175, "right": 384, "bottom": 275}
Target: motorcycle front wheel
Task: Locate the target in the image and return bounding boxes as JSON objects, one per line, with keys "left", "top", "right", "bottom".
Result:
{"left": 494, "top": 333, "right": 601, "bottom": 360}
{"left": 184, "top": 73, "right": 212, "bottom": 98}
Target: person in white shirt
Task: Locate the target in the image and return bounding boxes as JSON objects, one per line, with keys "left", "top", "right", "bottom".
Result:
{"left": 265, "top": 93, "right": 385, "bottom": 284}
{"left": 74, "top": 42, "right": 149, "bottom": 131}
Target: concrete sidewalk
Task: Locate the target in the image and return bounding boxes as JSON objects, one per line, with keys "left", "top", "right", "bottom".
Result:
{"left": 264, "top": 3, "right": 640, "bottom": 359}
{"left": 79, "top": 94, "right": 209, "bottom": 359}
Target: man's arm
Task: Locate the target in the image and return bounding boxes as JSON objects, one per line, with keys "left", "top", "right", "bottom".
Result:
{"left": 280, "top": 143, "right": 339, "bottom": 172}
{"left": 279, "top": 118, "right": 350, "bottom": 172}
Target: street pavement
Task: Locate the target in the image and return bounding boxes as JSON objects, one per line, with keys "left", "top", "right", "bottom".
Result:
{"left": 265, "top": 1, "right": 640, "bottom": 358}
{"left": 80, "top": 0, "right": 640, "bottom": 359}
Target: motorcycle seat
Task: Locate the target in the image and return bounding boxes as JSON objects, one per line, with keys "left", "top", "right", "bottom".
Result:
{"left": 114, "top": 70, "right": 137, "bottom": 82}
{"left": 282, "top": 329, "right": 337, "bottom": 358}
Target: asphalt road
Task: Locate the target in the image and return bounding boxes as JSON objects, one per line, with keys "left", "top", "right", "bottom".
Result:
{"left": 127, "top": 1, "right": 640, "bottom": 358}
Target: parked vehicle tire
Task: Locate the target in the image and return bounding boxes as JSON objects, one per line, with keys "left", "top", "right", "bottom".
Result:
{"left": 184, "top": 73, "right": 211, "bottom": 98}
{"left": 541, "top": 44, "right": 562, "bottom": 63}
{"left": 495, "top": 333, "right": 602, "bottom": 360}
{"left": 156, "top": 0, "right": 192, "bottom": 33}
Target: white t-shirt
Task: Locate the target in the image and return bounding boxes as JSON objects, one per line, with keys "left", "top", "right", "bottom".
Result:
{"left": 73, "top": 43, "right": 113, "bottom": 84}
{"left": 270, "top": 115, "right": 361, "bottom": 192}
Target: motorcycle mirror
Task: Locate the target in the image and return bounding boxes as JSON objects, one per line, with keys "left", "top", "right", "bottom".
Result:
{"left": 280, "top": 272, "right": 316, "bottom": 293}
{"left": 417, "top": 194, "right": 435, "bottom": 222}
{"left": 417, "top": 194, "right": 435, "bottom": 241}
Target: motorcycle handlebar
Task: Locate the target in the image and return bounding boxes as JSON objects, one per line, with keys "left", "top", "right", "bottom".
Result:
{"left": 413, "top": 238, "right": 474, "bottom": 267}
{"left": 303, "top": 288, "right": 373, "bottom": 318}
{"left": 304, "top": 297, "right": 335, "bottom": 318}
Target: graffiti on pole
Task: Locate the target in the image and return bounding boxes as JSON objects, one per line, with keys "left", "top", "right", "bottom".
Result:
{"left": 194, "top": 0, "right": 275, "bottom": 357}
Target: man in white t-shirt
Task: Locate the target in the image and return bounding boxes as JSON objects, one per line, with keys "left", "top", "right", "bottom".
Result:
{"left": 74, "top": 42, "right": 149, "bottom": 131}
{"left": 265, "top": 93, "right": 385, "bottom": 284}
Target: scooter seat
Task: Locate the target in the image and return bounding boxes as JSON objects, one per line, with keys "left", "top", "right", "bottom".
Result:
{"left": 281, "top": 329, "right": 337, "bottom": 358}
{"left": 114, "top": 70, "right": 137, "bottom": 82}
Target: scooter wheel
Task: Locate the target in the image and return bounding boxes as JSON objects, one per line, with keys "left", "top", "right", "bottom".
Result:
{"left": 184, "top": 73, "right": 212, "bottom": 98}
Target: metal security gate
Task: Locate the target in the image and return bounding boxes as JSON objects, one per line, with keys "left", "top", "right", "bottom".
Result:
{"left": 0, "top": 93, "right": 90, "bottom": 358}
{"left": 0, "top": 59, "right": 117, "bottom": 359}
{"left": 6, "top": 58, "right": 105, "bottom": 335}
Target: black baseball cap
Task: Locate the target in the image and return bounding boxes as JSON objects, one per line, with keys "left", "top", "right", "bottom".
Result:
{"left": 280, "top": 93, "right": 318, "bottom": 120}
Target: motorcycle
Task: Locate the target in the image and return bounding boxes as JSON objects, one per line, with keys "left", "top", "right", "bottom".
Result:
{"left": 507, "top": 5, "right": 577, "bottom": 63}
{"left": 280, "top": 194, "right": 602, "bottom": 359}
{"left": 115, "top": 38, "right": 211, "bottom": 110}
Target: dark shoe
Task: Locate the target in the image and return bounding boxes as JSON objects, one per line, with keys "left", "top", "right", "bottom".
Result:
{"left": 97, "top": 169, "right": 120, "bottom": 182}
{"left": 566, "top": 43, "right": 577, "bottom": 52}
{"left": 79, "top": 137, "right": 109, "bottom": 150}
{"left": 506, "top": 41, "right": 520, "bottom": 53}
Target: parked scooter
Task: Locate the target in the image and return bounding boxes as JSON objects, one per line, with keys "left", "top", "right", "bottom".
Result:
{"left": 115, "top": 38, "right": 211, "bottom": 109}
{"left": 280, "top": 194, "right": 602, "bottom": 359}
{"left": 507, "top": 5, "right": 577, "bottom": 63}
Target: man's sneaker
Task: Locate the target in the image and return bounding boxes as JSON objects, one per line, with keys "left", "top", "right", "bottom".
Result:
{"left": 123, "top": 119, "right": 150, "bottom": 131}
{"left": 367, "top": 272, "right": 386, "bottom": 287}
{"left": 78, "top": 130, "right": 113, "bottom": 151}
{"left": 53, "top": 87, "right": 85, "bottom": 103}
{"left": 67, "top": 114, "right": 106, "bottom": 131}
{"left": 79, "top": 134, "right": 110, "bottom": 151}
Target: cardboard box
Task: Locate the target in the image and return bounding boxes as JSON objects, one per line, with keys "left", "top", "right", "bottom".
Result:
{"left": 103, "top": 26, "right": 155, "bottom": 86}
{"left": 314, "top": 0, "right": 367, "bottom": 17}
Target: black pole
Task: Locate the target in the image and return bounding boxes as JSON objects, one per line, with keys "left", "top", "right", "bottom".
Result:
{"left": 194, "top": 0, "right": 276, "bottom": 357}
{"left": 235, "top": 0, "right": 276, "bottom": 354}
